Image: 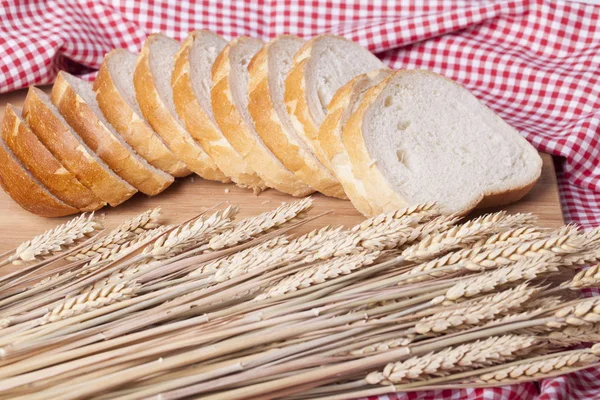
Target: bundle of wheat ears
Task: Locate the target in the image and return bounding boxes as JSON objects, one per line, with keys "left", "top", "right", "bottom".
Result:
{"left": 0, "top": 199, "right": 599, "bottom": 400}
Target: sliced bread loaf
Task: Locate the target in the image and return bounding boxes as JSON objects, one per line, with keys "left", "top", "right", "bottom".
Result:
{"left": 134, "top": 33, "right": 229, "bottom": 182}
{"left": 319, "top": 69, "right": 392, "bottom": 216}
{"left": 342, "top": 70, "right": 543, "bottom": 216}
{"left": 211, "top": 37, "right": 313, "bottom": 197}
{"left": 2, "top": 105, "right": 105, "bottom": 212}
{"left": 51, "top": 72, "right": 174, "bottom": 196}
{"left": 285, "top": 35, "right": 387, "bottom": 172}
{"left": 248, "top": 36, "right": 345, "bottom": 199}
{"left": 94, "top": 49, "right": 190, "bottom": 178}
{"left": 22, "top": 87, "right": 137, "bottom": 206}
{"left": 172, "top": 30, "right": 265, "bottom": 191}
{"left": 0, "top": 135, "right": 79, "bottom": 217}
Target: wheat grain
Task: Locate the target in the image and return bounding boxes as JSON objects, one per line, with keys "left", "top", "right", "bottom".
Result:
{"left": 366, "top": 335, "right": 538, "bottom": 384}
{"left": 400, "top": 211, "right": 531, "bottom": 263}
{"left": 208, "top": 198, "right": 312, "bottom": 251}
{"left": 39, "top": 281, "right": 139, "bottom": 325}
{"left": 404, "top": 229, "right": 582, "bottom": 283}
{"left": 351, "top": 202, "right": 439, "bottom": 233}
{"left": 478, "top": 346, "right": 600, "bottom": 383}
{"left": 255, "top": 251, "right": 380, "bottom": 300}
{"left": 546, "top": 297, "right": 600, "bottom": 329}
{"left": 471, "top": 226, "right": 547, "bottom": 249}
{"left": 563, "top": 264, "right": 600, "bottom": 289}
{"left": 349, "top": 337, "right": 414, "bottom": 357}
{"left": 147, "top": 206, "right": 238, "bottom": 260}
{"left": 416, "top": 284, "right": 537, "bottom": 334}
{"left": 9, "top": 214, "right": 101, "bottom": 263}
{"left": 547, "top": 324, "right": 600, "bottom": 346}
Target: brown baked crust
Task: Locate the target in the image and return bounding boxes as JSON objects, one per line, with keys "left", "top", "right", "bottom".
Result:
{"left": 0, "top": 136, "right": 79, "bottom": 217}
{"left": 22, "top": 87, "right": 136, "bottom": 207}
{"left": 284, "top": 58, "right": 334, "bottom": 173}
{"left": 172, "top": 31, "right": 264, "bottom": 190}
{"left": 51, "top": 72, "right": 174, "bottom": 196}
{"left": 134, "top": 34, "right": 229, "bottom": 183}
{"left": 211, "top": 38, "right": 313, "bottom": 197}
{"left": 94, "top": 50, "right": 190, "bottom": 178}
{"left": 247, "top": 37, "right": 346, "bottom": 199}
{"left": 2, "top": 105, "right": 104, "bottom": 212}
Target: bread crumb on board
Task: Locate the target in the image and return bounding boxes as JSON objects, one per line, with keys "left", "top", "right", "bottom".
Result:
{"left": 224, "top": 188, "right": 230, "bottom": 193}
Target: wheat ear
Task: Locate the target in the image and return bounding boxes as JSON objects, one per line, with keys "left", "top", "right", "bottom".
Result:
{"left": 7, "top": 214, "right": 101, "bottom": 264}
{"left": 208, "top": 198, "right": 312, "bottom": 251}
{"left": 546, "top": 297, "right": 600, "bottom": 328}
{"left": 366, "top": 335, "right": 538, "bottom": 384}
{"left": 351, "top": 202, "right": 440, "bottom": 232}
{"left": 478, "top": 345, "right": 600, "bottom": 383}
{"left": 547, "top": 324, "right": 600, "bottom": 346}
{"left": 562, "top": 264, "right": 600, "bottom": 289}
{"left": 39, "top": 281, "right": 140, "bottom": 325}
{"left": 470, "top": 226, "right": 547, "bottom": 249}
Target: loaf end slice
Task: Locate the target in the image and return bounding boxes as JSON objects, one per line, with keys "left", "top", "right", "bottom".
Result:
{"left": 211, "top": 36, "right": 313, "bottom": 197}
{"left": 343, "top": 70, "right": 543, "bottom": 216}
{"left": 319, "top": 69, "right": 392, "bottom": 215}
{"left": 285, "top": 34, "right": 387, "bottom": 173}
{"left": 0, "top": 134, "right": 79, "bottom": 217}
{"left": 22, "top": 87, "right": 137, "bottom": 207}
{"left": 173, "top": 30, "right": 265, "bottom": 191}
{"left": 135, "top": 33, "right": 229, "bottom": 182}
{"left": 248, "top": 35, "right": 346, "bottom": 199}
{"left": 2, "top": 104, "right": 105, "bottom": 212}
{"left": 51, "top": 72, "right": 174, "bottom": 196}
{"left": 94, "top": 49, "right": 190, "bottom": 178}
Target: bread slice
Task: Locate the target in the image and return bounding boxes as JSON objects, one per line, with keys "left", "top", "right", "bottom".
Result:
{"left": 319, "top": 70, "right": 392, "bottom": 216}
{"left": 212, "top": 37, "right": 313, "bottom": 197}
{"left": 0, "top": 134, "right": 79, "bottom": 217}
{"left": 172, "top": 30, "right": 264, "bottom": 191}
{"left": 94, "top": 49, "right": 190, "bottom": 178}
{"left": 248, "top": 36, "right": 345, "bottom": 199}
{"left": 134, "top": 33, "right": 229, "bottom": 182}
{"left": 2, "top": 105, "right": 105, "bottom": 212}
{"left": 22, "top": 87, "right": 137, "bottom": 206}
{"left": 342, "top": 70, "right": 543, "bottom": 216}
{"left": 51, "top": 72, "right": 174, "bottom": 196}
{"left": 285, "top": 35, "right": 387, "bottom": 172}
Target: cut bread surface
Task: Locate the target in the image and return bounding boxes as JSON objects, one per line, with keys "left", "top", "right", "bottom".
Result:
{"left": 285, "top": 35, "right": 387, "bottom": 171}
{"left": 211, "top": 36, "right": 313, "bottom": 197}
{"left": 343, "top": 70, "right": 543, "bottom": 215}
{"left": 94, "top": 49, "right": 190, "bottom": 177}
{"left": 172, "top": 30, "right": 264, "bottom": 190}
{"left": 135, "top": 33, "right": 229, "bottom": 182}
{"left": 52, "top": 72, "right": 174, "bottom": 196}
{"left": 319, "top": 69, "right": 392, "bottom": 215}
{"left": 0, "top": 132, "right": 79, "bottom": 217}
{"left": 22, "top": 87, "right": 136, "bottom": 207}
{"left": 2, "top": 105, "right": 104, "bottom": 212}
{"left": 248, "top": 35, "right": 345, "bottom": 198}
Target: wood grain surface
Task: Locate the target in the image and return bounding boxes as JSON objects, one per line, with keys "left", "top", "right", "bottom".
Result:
{"left": 0, "top": 86, "right": 564, "bottom": 256}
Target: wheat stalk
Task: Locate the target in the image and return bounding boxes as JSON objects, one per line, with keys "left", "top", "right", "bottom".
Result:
{"left": 7, "top": 214, "right": 101, "bottom": 264}
{"left": 366, "top": 335, "right": 538, "bottom": 385}
{"left": 478, "top": 345, "right": 600, "bottom": 383}
{"left": 207, "top": 198, "right": 312, "bottom": 251}
{"left": 415, "top": 284, "right": 538, "bottom": 334}
{"left": 255, "top": 251, "right": 380, "bottom": 301}
{"left": 146, "top": 206, "right": 238, "bottom": 260}
{"left": 39, "top": 281, "right": 140, "bottom": 325}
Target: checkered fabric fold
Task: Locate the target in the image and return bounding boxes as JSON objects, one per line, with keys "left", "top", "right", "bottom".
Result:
{"left": 1, "top": 1, "right": 599, "bottom": 398}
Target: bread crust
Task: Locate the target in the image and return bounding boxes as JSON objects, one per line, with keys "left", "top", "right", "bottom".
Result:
{"left": 248, "top": 36, "right": 346, "bottom": 199}
{"left": 134, "top": 34, "right": 229, "bottom": 183}
{"left": 22, "top": 87, "right": 136, "bottom": 207}
{"left": 52, "top": 72, "right": 174, "bottom": 196}
{"left": 0, "top": 136, "right": 79, "bottom": 217}
{"left": 211, "top": 37, "right": 313, "bottom": 197}
{"left": 319, "top": 72, "right": 391, "bottom": 215}
{"left": 2, "top": 105, "right": 104, "bottom": 212}
{"left": 94, "top": 50, "right": 190, "bottom": 178}
{"left": 284, "top": 57, "right": 334, "bottom": 172}
{"left": 343, "top": 70, "right": 542, "bottom": 216}
{"left": 172, "top": 31, "right": 264, "bottom": 190}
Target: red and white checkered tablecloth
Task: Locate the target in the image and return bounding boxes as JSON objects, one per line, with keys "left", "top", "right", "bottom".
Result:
{"left": 1, "top": 0, "right": 599, "bottom": 398}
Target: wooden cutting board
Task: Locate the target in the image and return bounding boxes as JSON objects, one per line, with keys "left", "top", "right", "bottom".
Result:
{"left": 0, "top": 87, "right": 564, "bottom": 257}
